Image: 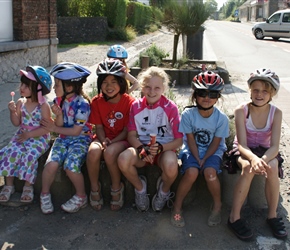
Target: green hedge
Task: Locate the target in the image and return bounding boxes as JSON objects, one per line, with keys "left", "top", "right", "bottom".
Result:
{"left": 127, "top": 2, "right": 152, "bottom": 33}
{"left": 104, "top": 0, "right": 128, "bottom": 28}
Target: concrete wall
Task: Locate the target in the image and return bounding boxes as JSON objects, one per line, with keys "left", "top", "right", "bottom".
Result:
{"left": 0, "top": 0, "right": 58, "bottom": 85}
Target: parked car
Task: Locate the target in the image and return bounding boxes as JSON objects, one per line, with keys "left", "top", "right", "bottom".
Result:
{"left": 252, "top": 9, "right": 290, "bottom": 41}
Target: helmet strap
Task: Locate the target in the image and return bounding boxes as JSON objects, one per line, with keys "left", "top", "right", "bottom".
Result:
{"left": 196, "top": 101, "right": 214, "bottom": 111}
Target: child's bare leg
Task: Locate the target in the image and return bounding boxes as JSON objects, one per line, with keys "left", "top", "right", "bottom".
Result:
{"left": 41, "top": 162, "right": 59, "bottom": 194}
{"left": 158, "top": 151, "right": 178, "bottom": 192}
{"left": 86, "top": 142, "right": 102, "bottom": 203}
{"left": 204, "top": 167, "right": 222, "bottom": 212}
{"left": 104, "top": 142, "right": 127, "bottom": 210}
{"left": 118, "top": 148, "right": 144, "bottom": 191}
{"left": 265, "top": 159, "right": 280, "bottom": 219}
{"left": 173, "top": 168, "right": 198, "bottom": 212}
{"left": 229, "top": 158, "right": 255, "bottom": 223}
{"left": 65, "top": 170, "right": 86, "bottom": 197}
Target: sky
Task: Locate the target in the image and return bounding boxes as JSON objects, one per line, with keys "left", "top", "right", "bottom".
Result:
{"left": 216, "top": 0, "right": 228, "bottom": 9}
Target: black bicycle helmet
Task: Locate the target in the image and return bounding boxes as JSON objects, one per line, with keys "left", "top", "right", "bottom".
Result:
{"left": 192, "top": 71, "right": 224, "bottom": 92}
{"left": 96, "top": 58, "right": 126, "bottom": 77}
{"left": 247, "top": 68, "right": 280, "bottom": 95}
{"left": 50, "top": 62, "right": 91, "bottom": 83}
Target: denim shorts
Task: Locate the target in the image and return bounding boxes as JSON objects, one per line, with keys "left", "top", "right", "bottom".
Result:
{"left": 180, "top": 153, "right": 222, "bottom": 175}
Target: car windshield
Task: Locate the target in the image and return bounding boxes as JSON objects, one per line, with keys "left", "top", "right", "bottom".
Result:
{"left": 268, "top": 13, "right": 281, "bottom": 23}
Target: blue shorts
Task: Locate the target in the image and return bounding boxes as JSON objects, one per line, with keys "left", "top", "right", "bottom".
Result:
{"left": 45, "top": 136, "right": 91, "bottom": 173}
{"left": 180, "top": 153, "right": 222, "bottom": 175}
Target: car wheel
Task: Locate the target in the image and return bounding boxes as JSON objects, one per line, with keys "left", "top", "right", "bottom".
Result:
{"left": 254, "top": 28, "right": 264, "bottom": 40}
{"left": 272, "top": 37, "right": 280, "bottom": 41}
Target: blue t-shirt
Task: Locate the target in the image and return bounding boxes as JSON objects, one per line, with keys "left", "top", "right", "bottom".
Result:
{"left": 179, "top": 106, "right": 229, "bottom": 159}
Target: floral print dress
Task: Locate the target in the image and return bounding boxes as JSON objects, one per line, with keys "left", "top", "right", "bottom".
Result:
{"left": 0, "top": 101, "right": 50, "bottom": 184}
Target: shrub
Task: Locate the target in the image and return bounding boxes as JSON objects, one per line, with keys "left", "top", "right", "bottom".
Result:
{"left": 136, "top": 44, "right": 169, "bottom": 67}
{"left": 107, "top": 26, "right": 136, "bottom": 41}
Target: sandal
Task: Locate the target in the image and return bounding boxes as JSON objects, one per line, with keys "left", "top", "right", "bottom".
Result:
{"left": 0, "top": 185, "right": 15, "bottom": 202}
{"left": 267, "top": 217, "right": 288, "bottom": 239}
{"left": 208, "top": 210, "right": 221, "bottom": 227}
{"left": 171, "top": 210, "right": 185, "bottom": 227}
{"left": 227, "top": 218, "right": 253, "bottom": 241}
{"left": 110, "top": 183, "right": 124, "bottom": 211}
{"left": 20, "top": 185, "right": 34, "bottom": 203}
{"left": 90, "top": 183, "right": 103, "bottom": 211}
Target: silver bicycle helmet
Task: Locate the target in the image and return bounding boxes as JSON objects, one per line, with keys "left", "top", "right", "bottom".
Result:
{"left": 247, "top": 68, "right": 280, "bottom": 94}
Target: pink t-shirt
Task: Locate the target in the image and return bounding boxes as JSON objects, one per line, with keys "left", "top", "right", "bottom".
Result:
{"left": 128, "top": 95, "right": 183, "bottom": 145}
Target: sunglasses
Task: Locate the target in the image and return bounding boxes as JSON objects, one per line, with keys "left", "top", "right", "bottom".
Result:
{"left": 196, "top": 90, "right": 220, "bottom": 99}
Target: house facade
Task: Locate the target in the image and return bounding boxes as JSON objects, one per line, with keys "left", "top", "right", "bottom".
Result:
{"left": 239, "top": 0, "right": 290, "bottom": 22}
{"left": 0, "top": 0, "right": 58, "bottom": 85}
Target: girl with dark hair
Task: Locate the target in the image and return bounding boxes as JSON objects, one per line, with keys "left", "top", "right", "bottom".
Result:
{"left": 86, "top": 58, "right": 135, "bottom": 211}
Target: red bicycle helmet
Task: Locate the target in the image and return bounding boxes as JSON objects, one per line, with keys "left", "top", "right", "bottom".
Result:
{"left": 192, "top": 71, "right": 224, "bottom": 92}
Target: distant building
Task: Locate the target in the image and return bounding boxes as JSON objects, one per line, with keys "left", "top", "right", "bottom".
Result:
{"left": 239, "top": 0, "right": 289, "bottom": 22}
{"left": 136, "top": 0, "right": 150, "bottom": 5}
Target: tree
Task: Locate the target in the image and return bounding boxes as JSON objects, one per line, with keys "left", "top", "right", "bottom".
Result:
{"left": 204, "top": 0, "right": 218, "bottom": 15}
{"left": 163, "top": 1, "right": 209, "bottom": 65}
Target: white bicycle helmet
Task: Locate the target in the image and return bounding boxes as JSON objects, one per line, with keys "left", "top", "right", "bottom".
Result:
{"left": 247, "top": 68, "right": 280, "bottom": 94}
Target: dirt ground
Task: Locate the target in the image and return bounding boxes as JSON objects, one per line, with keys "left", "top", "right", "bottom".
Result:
{"left": 1, "top": 28, "right": 290, "bottom": 250}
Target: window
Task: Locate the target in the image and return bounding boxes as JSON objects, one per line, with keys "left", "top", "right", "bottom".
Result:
{"left": 0, "top": 0, "right": 13, "bottom": 42}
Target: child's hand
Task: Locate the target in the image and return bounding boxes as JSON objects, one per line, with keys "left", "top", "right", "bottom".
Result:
{"left": 8, "top": 101, "right": 16, "bottom": 113}
{"left": 199, "top": 158, "right": 205, "bottom": 168}
{"left": 17, "top": 129, "right": 29, "bottom": 143}
{"left": 249, "top": 157, "right": 268, "bottom": 178}
{"left": 41, "top": 117, "right": 56, "bottom": 132}
{"left": 51, "top": 103, "right": 62, "bottom": 116}
{"left": 102, "top": 138, "right": 112, "bottom": 149}
{"left": 149, "top": 143, "right": 159, "bottom": 156}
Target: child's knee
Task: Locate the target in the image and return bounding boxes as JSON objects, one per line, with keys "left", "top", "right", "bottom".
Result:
{"left": 204, "top": 168, "right": 218, "bottom": 182}
{"left": 118, "top": 149, "right": 133, "bottom": 171}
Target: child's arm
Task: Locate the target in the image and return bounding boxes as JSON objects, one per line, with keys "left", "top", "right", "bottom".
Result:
{"left": 262, "top": 108, "right": 282, "bottom": 163}
{"left": 125, "top": 73, "right": 139, "bottom": 94}
{"left": 235, "top": 106, "right": 267, "bottom": 175}
{"left": 110, "top": 127, "right": 128, "bottom": 144}
{"left": 186, "top": 133, "right": 200, "bottom": 162}
{"left": 41, "top": 117, "right": 83, "bottom": 136}
{"left": 51, "top": 103, "right": 63, "bottom": 126}
{"left": 200, "top": 137, "right": 222, "bottom": 166}
{"left": 17, "top": 102, "right": 52, "bottom": 142}
{"left": 9, "top": 99, "right": 22, "bottom": 127}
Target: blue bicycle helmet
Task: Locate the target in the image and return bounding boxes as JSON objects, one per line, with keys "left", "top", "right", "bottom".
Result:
{"left": 26, "top": 66, "right": 52, "bottom": 95}
{"left": 50, "top": 62, "right": 91, "bottom": 83}
{"left": 107, "top": 45, "right": 128, "bottom": 59}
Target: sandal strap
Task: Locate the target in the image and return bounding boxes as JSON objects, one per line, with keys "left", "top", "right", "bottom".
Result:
{"left": 110, "top": 183, "right": 124, "bottom": 207}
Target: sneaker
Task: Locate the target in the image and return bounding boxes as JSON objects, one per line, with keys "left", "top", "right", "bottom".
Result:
{"left": 61, "top": 195, "right": 88, "bottom": 213}
{"left": 40, "top": 193, "right": 54, "bottom": 214}
{"left": 152, "top": 177, "right": 174, "bottom": 212}
{"left": 135, "top": 175, "right": 149, "bottom": 212}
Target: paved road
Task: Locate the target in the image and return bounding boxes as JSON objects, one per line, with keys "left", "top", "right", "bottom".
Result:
{"left": 1, "top": 24, "right": 290, "bottom": 250}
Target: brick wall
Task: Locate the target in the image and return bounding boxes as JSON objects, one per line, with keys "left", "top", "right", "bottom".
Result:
{"left": 13, "top": 0, "right": 57, "bottom": 41}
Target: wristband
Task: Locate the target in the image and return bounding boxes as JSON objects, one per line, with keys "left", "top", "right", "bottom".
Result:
{"left": 137, "top": 145, "right": 150, "bottom": 159}
{"left": 156, "top": 141, "right": 163, "bottom": 154}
